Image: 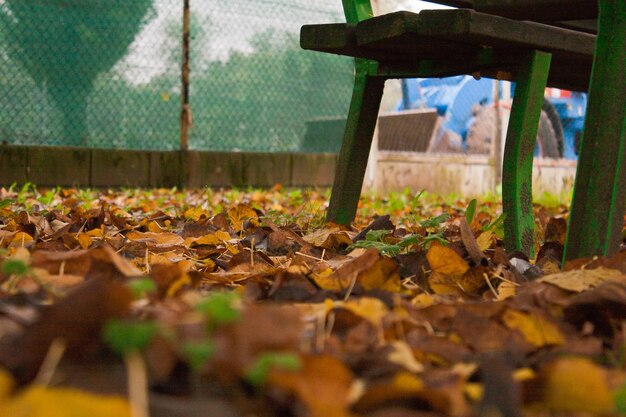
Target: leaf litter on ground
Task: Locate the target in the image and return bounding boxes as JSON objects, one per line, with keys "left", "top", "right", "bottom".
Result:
{"left": 0, "top": 185, "right": 624, "bottom": 416}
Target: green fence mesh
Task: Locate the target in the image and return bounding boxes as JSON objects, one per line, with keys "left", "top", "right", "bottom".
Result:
{"left": 0, "top": 0, "right": 353, "bottom": 152}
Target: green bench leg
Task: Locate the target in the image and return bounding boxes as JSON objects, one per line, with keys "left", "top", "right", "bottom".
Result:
{"left": 327, "top": 59, "right": 385, "bottom": 226}
{"left": 502, "top": 50, "right": 552, "bottom": 256}
{"left": 564, "top": 0, "right": 626, "bottom": 260}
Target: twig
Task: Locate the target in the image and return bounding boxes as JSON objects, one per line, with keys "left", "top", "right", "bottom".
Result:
{"left": 35, "top": 338, "right": 67, "bottom": 386}
{"left": 126, "top": 350, "right": 149, "bottom": 417}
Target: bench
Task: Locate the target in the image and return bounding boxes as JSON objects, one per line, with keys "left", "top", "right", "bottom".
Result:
{"left": 301, "top": 0, "right": 625, "bottom": 260}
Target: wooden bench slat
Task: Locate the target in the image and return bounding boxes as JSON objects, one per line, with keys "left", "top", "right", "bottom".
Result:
{"left": 301, "top": 9, "right": 594, "bottom": 90}
{"left": 357, "top": 10, "right": 594, "bottom": 60}
{"left": 474, "top": 0, "right": 598, "bottom": 22}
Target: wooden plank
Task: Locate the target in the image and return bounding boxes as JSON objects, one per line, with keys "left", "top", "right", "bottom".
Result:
{"left": 302, "top": 10, "right": 593, "bottom": 90}
{"left": 474, "top": 0, "right": 597, "bottom": 22}
{"left": 183, "top": 151, "right": 244, "bottom": 188}
{"left": 243, "top": 153, "right": 292, "bottom": 187}
{"left": 28, "top": 147, "right": 90, "bottom": 187}
{"left": 0, "top": 146, "right": 27, "bottom": 185}
{"left": 91, "top": 149, "right": 150, "bottom": 188}
{"left": 502, "top": 50, "right": 552, "bottom": 257}
{"left": 564, "top": 0, "right": 626, "bottom": 260}
{"left": 291, "top": 153, "right": 337, "bottom": 187}
{"left": 357, "top": 10, "right": 594, "bottom": 60}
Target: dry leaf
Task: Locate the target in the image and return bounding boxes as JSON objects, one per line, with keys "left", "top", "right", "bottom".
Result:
{"left": 0, "top": 384, "right": 131, "bottom": 417}
{"left": 538, "top": 356, "right": 613, "bottom": 413}
{"left": 426, "top": 244, "right": 470, "bottom": 295}
{"left": 227, "top": 204, "right": 258, "bottom": 232}
{"left": 269, "top": 355, "right": 354, "bottom": 417}
{"left": 539, "top": 267, "right": 623, "bottom": 292}
{"left": 501, "top": 309, "right": 565, "bottom": 347}
{"left": 475, "top": 231, "right": 494, "bottom": 252}
{"left": 335, "top": 297, "right": 390, "bottom": 326}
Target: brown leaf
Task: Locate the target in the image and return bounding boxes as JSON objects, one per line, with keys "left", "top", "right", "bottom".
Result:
{"left": 0, "top": 278, "right": 133, "bottom": 384}
{"left": 459, "top": 217, "right": 484, "bottom": 265}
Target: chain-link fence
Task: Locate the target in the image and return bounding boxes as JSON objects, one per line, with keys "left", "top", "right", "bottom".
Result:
{"left": 0, "top": 0, "right": 353, "bottom": 152}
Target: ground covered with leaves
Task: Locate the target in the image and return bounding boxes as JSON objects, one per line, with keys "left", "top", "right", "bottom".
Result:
{"left": 0, "top": 185, "right": 625, "bottom": 417}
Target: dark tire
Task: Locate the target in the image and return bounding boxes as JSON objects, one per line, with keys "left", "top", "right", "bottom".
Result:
{"left": 540, "top": 99, "right": 564, "bottom": 157}
{"left": 536, "top": 110, "right": 561, "bottom": 158}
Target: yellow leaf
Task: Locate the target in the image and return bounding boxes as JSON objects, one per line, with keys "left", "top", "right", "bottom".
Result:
{"left": 538, "top": 267, "right": 623, "bottom": 292}
{"left": 358, "top": 256, "right": 402, "bottom": 292}
{"left": 0, "top": 385, "right": 131, "bottom": 417}
{"left": 496, "top": 281, "right": 517, "bottom": 300}
{"left": 337, "top": 297, "right": 389, "bottom": 325}
{"left": 475, "top": 231, "right": 494, "bottom": 251}
{"left": 85, "top": 227, "right": 104, "bottom": 238}
{"left": 426, "top": 244, "right": 470, "bottom": 295}
{"left": 410, "top": 293, "right": 436, "bottom": 308}
{"left": 9, "top": 232, "right": 33, "bottom": 248}
{"left": 185, "top": 231, "right": 231, "bottom": 247}
{"left": 126, "top": 231, "right": 184, "bottom": 246}
{"left": 540, "top": 357, "right": 613, "bottom": 414}
{"left": 184, "top": 207, "right": 209, "bottom": 221}
{"left": 310, "top": 267, "right": 343, "bottom": 291}
{"left": 501, "top": 309, "right": 565, "bottom": 347}
{"left": 76, "top": 233, "right": 93, "bottom": 249}
{"left": 464, "top": 382, "right": 483, "bottom": 402}
{"left": 391, "top": 371, "right": 424, "bottom": 392}
{"left": 228, "top": 204, "right": 258, "bottom": 232}
{"left": 148, "top": 221, "right": 165, "bottom": 233}
{"left": 0, "top": 368, "right": 14, "bottom": 398}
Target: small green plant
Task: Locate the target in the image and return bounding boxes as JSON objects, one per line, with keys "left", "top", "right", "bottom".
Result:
{"left": 348, "top": 230, "right": 428, "bottom": 257}
{"left": 420, "top": 213, "right": 450, "bottom": 229}
{"left": 465, "top": 199, "right": 477, "bottom": 224}
{"left": 483, "top": 212, "right": 506, "bottom": 238}
{"left": 615, "top": 381, "right": 626, "bottom": 414}
{"left": 245, "top": 352, "right": 301, "bottom": 386}
{"left": 195, "top": 292, "right": 241, "bottom": 326}
{"left": 102, "top": 319, "right": 156, "bottom": 356}
{"left": 1, "top": 258, "right": 29, "bottom": 276}
{"left": 0, "top": 199, "right": 12, "bottom": 209}
{"left": 182, "top": 340, "right": 216, "bottom": 371}
{"left": 126, "top": 278, "right": 157, "bottom": 299}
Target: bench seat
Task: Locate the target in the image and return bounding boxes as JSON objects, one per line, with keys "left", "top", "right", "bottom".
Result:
{"left": 301, "top": 9, "right": 595, "bottom": 91}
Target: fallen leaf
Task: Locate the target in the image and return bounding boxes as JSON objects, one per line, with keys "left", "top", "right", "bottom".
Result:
{"left": 538, "top": 267, "right": 623, "bottom": 292}
{"left": 537, "top": 356, "right": 613, "bottom": 414}
{"left": 475, "top": 231, "right": 494, "bottom": 252}
{"left": 426, "top": 244, "right": 470, "bottom": 295}
{"left": 501, "top": 309, "right": 565, "bottom": 347}
{"left": 228, "top": 204, "right": 258, "bottom": 232}
{"left": 0, "top": 384, "right": 131, "bottom": 417}
{"left": 269, "top": 355, "right": 355, "bottom": 417}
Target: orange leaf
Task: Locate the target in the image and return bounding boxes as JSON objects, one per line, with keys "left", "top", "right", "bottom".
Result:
{"left": 426, "top": 244, "right": 470, "bottom": 295}
{"left": 269, "top": 355, "right": 355, "bottom": 417}
{"left": 228, "top": 204, "right": 258, "bottom": 232}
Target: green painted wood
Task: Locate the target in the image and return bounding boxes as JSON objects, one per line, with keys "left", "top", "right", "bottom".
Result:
{"left": 564, "top": 0, "right": 626, "bottom": 260}
{"left": 502, "top": 50, "right": 552, "bottom": 256}
{"left": 326, "top": 59, "right": 385, "bottom": 226}
{"left": 342, "top": 0, "right": 373, "bottom": 24}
